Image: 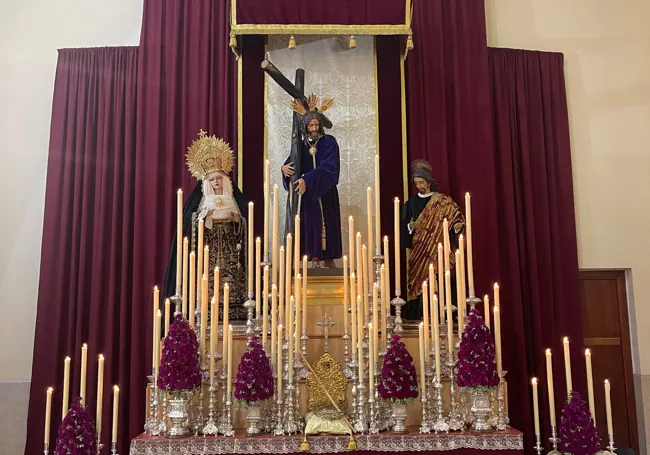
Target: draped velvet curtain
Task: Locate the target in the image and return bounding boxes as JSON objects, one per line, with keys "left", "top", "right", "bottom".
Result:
{"left": 488, "top": 47, "right": 585, "bottom": 445}
{"left": 25, "top": 46, "right": 139, "bottom": 455}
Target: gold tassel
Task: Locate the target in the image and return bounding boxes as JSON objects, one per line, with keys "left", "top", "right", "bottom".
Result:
{"left": 406, "top": 35, "right": 414, "bottom": 50}
{"left": 288, "top": 35, "right": 297, "bottom": 49}
{"left": 229, "top": 34, "right": 237, "bottom": 48}
{"left": 300, "top": 435, "right": 310, "bottom": 452}
{"left": 348, "top": 436, "right": 357, "bottom": 451}
{"left": 349, "top": 35, "right": 357, "bottom": 49}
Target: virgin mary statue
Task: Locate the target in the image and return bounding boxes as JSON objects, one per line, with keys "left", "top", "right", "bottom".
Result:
{"left": 163, "top": 131, "right": 248, "bottom": 321}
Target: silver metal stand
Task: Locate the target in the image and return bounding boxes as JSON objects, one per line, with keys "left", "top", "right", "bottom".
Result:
{"left": 145, "top": 375, "right": 160, "bottom": 436}
{"left": 43, "top": 442, "right": 49, "bottom": 455}
{"left": 548, "top": 424, "right": 561, "bottom": 455}
{"left": 170, "top": 285, "right": 182, "bottom": 316}
{"left": 390, "top": 295, "right": 406, "bottom": 334}
{"left": 244, "top": 292, "right": 256, "bottom": 342}
{"left": 432, "top": 377, "right": 449, "bottom": 432}
{"left": 157, "top": 391, "right": 168, "bottom": 435}
{"left": 534, "top": 434, "right": 543, "bottom": 455}
{"left": 202, "top": 380, "right": 218, "bottom": 435}
{"left": 445, "top": 350, "right": 464, "bottom": 431}
{"left": 354, "top": 381, "right": 368, "bottom": 433}
{"left": 495, "top": 372, "right": 508, "bottom": 430}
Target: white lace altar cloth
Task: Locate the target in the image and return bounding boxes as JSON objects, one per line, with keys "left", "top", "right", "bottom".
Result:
{"left": 130, "top": 428, "right": 523, "bottom": 454}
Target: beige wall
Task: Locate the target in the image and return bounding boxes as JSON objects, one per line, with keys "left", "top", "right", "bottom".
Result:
{"left": 486, "top": 0, "right": 650, "bottom": 451}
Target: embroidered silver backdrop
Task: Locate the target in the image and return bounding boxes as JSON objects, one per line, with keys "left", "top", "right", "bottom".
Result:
{"left": 267, "top": 35, "right": 377, "bottom": 260}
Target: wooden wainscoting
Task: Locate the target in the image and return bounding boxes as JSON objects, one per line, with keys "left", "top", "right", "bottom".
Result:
{"left": 579, "top": 270, "right": 638, "bottom": 453}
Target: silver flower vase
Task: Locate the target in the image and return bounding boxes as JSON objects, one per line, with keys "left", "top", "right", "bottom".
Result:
{"left": 167, "top": 391, "right": 194, "bottom": 437}
{"left": 467, "top": 388, "right": 494, "bottom": 432}
{"left": 246, "top": 402, "right": 263, "bottom": 436}
{"left": 391, "top": 401, "right": 408, "bottom": 434}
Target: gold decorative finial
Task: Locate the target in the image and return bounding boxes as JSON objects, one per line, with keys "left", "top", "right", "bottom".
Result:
{"left": 185, "top": 130, "right": 235, "bottom": 179}
{"left": 406, "top": 35, "right": 414, "bottom": 51}
{"left": 349, "top": 35, "right": 357, "bottom": 49}
{"left": 300, "top": 435, "right": 310, "bottom": 452}
{"left": 288, "top": 35, "right": 296, "bottom": 49}
{"left": 348, "top": 436, "right": 357, "bottom": 450}
{"left": 229, "top": 34, "right": 237, "bottom": 48}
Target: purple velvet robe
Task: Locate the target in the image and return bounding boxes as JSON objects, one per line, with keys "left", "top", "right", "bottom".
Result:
{"left": 282, "top": 135, "right": 342, "bottom": 260}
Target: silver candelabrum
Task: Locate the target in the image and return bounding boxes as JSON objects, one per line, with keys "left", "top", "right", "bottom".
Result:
{"left": 202, "top": 379, "right": 219, "bottom": 435}
{"left": 548, "top": 424, "right": 561, "bottom": 455}
{"left": 354, "top": 380, "right": 368, "bottom": 433}
{"left": 390, "top": 294, "right": 406, "bottom": 335}
{"left": 431, "top": 376, "right": 449, "bottom": 432}
{"left": 244, "top": 293, "right": 256, "bottom": 342}
{"left": 170, "top": 285, "right": 182, "bottom": 316}
{"left": 145, "top": 375, "right": 160, "bottom": 436}
{"left": 445, "top": 348, "right": 465, "bottom": 431}
{"left": 496, "top": 371, "right": 508, "bottom": 430}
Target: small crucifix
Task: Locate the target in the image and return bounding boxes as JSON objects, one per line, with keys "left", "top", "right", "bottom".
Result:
{"left": 317, "top": 314, "right": 337, "bottom": 353}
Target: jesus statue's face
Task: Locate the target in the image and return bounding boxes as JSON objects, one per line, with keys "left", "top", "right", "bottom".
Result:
{"left": 413, "top": 176, "right": 431, "bottom": 194}
{"left": 207, "top": 173, "right": 224, "bottom": 195}
{"left": 306, "top": 118, "right": 320, "bottom": 140}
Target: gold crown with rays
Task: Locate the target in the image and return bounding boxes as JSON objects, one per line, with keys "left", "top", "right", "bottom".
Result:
{"left": 289, "top": 94, "right": 335, "bottom": 116}
{"left": 186, "top": 130, "right": 235, "bottom": 179}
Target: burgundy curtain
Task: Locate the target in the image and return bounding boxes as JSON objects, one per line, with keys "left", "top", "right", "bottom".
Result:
{"left": 131, "top": 0, "right": 235, "bottom": 448}
{"left": 235, "top": 0, "right": 406, "bottom": 25}
{"left": 407, "top": 0, "right": 500, "bottom": 296}
{"left": 488, "top": 47, "right": 585, "bottom": 445}
{"left": 25, "top": 46, "right": 139, "bottom": 455}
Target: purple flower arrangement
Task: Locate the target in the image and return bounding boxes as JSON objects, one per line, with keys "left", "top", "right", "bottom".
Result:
{"left": 55, "top": 396, "right": 97, "bottom": 455}
{"left": 558, "top": 391, "right": 601, "bottom": 455}
{"left": 234, "top": 336, "right": 274, "bottom": 405}
{"left": 457, "top": 308, "right": 500, "bottom": 389}
{"left": 378, "top": 334, "right": 419, "bottom": 402}
{"left": 157, "top": 314, "right": 202, "bottom": 394}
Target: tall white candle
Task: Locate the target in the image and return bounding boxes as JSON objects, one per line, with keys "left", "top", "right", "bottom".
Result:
{"left": 285, "top": 234, "right": 292, "bottom": 322}
{"left": 350, "top": 273, "right": 358, "bottom": 359}
{"left": 383, "top": 235, "right": 390, "bottom": 298}
{"left": 604, "top": 379, "right": 613, "bottom": 436}
{"left": 152, "top": 286, "right": 159, "bottom": 370}
{"left": 428, "top": 263, "right": 435, "bottom": 342}
{"left": 437, "top": 243, "right": 445, "bottom": 324}
{"left": 210, "top": 297, "right": 217, "bottom": 383}
{"left": 563, "top": 337, "right": 573, "bottom": 395}
{"left": 295, "top": 275, "right": 302, "bottom": 343}
{"left": 288, "top": 297, "right": 294, "bottom": 381}
{"left": 349, "top": 216, "right": 355, "bottom": 274}
{"left": 189, "top": 253, "right": 195, "bottom": 328}
{"left": 164, "top": 298, "right": 171, "bottom": 337}
{"left": 465, "top": 193, "right": 475, "bottom": 297}
{"left": 200, "top": 276, "right": 208, "bottom": 362}
{"left": 227, "top": 325, "right": 233, "bottom": 396}
{"left": 271, "top": 284, "right": 277, "bottom": 362}
{"left": 279, "top": 246, "right": 285, "bottom": 325}
{"left": 96, "top": 354, "right": 105, "bottom": 435}
{"left": 445, "top": 272, "right": 453, "bottom": 353}
{"left": 443, "top": 218, "right": 450, "bottom": 272}
{"left": 294, "top": 216, "right": 301, "bottom": 277}
{"left": 182, "top": 238, "right": 188, "bottom": 317}
{"left": 585, "top": 349, "right": 596, "bottom": 421}
{"left": 418, "top": 322, "right": 426, "bottom": 392}
{"left": 494, "top": 284, "right": 502, "bottom": 375}
{"left": 422, "top": 281, "right": 430, "bottom": 353}
{"left": 222, "top": 284, "right": 230, "bottom": 365}
{"left": 272, "top": 185, "right": 279, "bottom": 285}
{"left": 248, "top": 202, "right": 254, "bottom": 294}
{"left": 432, "top": 294, "right": 441, "bottom": 380}
{"left": 483, "top": 295, "right": 490, "bottom": 329}
{"left": 381, "top": 265, "right": 387, "bottom": 348}
{"left": 176, "top": 189, "right": 183, "bottom": 288}
{"left": 357, "top": 298, "right": 364, "bottom": 385}
{"left": 44, "top": 387, "right": 53, "bottom": 443}
{"left": 362, "top": 245, "right": 369, "bottom": 322}
{"left": 356, "top": 233, "right": 363, "bottom": 309}
{"left": 197, "top": 219, "right": 204, "bottom": 304}
{"left": 62, "top": 356, "right": 70, "bottom": 420}
{"left": 532, "top": 378, "right": 540, "bottom": 436}
{"left": 369, "top": 323, "right": 375, "bottom": 396}
{"left": 374, "top": 154, "right": 381, "bottom": 244}
{"left": 264, "top": 160, "right": 270, "bottom": 254}
{"left": 393, "top": 198, "right": 401, "bottom": 295}
{"left": 343, "top": 256, "right": 349, "bottom": 333}
{"left": 459, "top": 234, "right": 466, "bottom": 309}
{"left": 366, "top": 187, "right": 374, "bottom": 277}
{"left": 302, "top": 256, "right": 308, "bottom": 333}
{"left": 546, "top": 349, "right": 557, "bottom": 426}
{"left": 256, "top": 237, "right": 261, "bottom": 318}
{"left": 456, "top": 250, "right": 464, "bottom": 331}
{"left": 277, "top": 325, "right": 283, "bottom": 397}
{"left": 263, "top": 265, "right": 269, "bottom": 350}
{"left": 111, "top": 386, "right": 119, "bottom": 443}
{"left": 80, "top": 343, "right": 88, "bottom": 407}
{"left": 372, "top": 284, "right": 379, "bottom": 358}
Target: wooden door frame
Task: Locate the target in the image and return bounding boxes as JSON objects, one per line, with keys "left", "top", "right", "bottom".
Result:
{"left": 580, "top": 269, "right": 639, "bottom": 453}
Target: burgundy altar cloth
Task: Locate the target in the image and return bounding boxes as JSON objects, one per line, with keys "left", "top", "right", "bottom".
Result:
{"left": 130, "top": 427, "right": 523, "bottom": 454}
{"left": 235, "top": 0, "right": 407, "bottom": 26}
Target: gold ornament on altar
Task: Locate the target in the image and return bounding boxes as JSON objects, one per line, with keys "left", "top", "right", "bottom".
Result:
{"left": 305, "top": 352, "right": 350, "bottom": 435}
{"left": 289, "top": 94, "right": 335, "bottom": 116}
{"left": 185, "top": 130, "right": 235, "bottom": 179}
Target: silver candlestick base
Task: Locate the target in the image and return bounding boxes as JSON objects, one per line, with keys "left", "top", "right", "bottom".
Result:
{"left": 219, "top": 369, "right": 227, "bottom": 432}
{"left": 283, "top": 383, "right": 298, "bottom": 434}
{"left": 44, "top": 442, "right": 49, "bottom": 455}
{"left": 534, "top": 434, "right": 543, "bottom": 455}
{"left": 390, "top": 295, "right": 406, "bottom": 334}
{"left": 145, "top": 376, "right": 160, "bottom": 436}
{"left": 111, "top": 441, "right": 118, "bottom": 455}
{"left": 419, "top": 386, "right": 431, "bottom": 434}
{"left": 96, "top": 432, "right": 104, "bottom": 455}
{"left": 202, "top": 381, "right": 219, "bottom": 435}
{"left": 350, "top": 381, "right": 358, "bottom": 428}
{"left": 295, "top": 333, "right": 309, "bottom": 380}
{"left": 354, "top": 381, "right": 368, "bottom": 433}
{"left": 466, "top": 295, "right": 481, "bottom": 313}
{"left": 192, "top": 365, "right": 208, "bottom": 435}
{"left": 548, "top": 424, "right": 561, "bottom": 455}
{"left": 431, "top": 378, "right": 449, "bottom": 432}
{"left": 219, "top": 393, "right": 235, "bottom": 437}
{"left": 368, "top": 393, "right": 380, "bottom": 434}
{"left": 495, "top": 372, "right": 508, "bottom": 430}
{"left": 445, "top": 352, "right": 465, "bottom": 431}
{"left": 157, "top": 391, "right": 168, "bottom": 435}
{"left": 274, "top": 397, "right": 285, "bottom": 435}
{"left": 342, "top": 331, "right": 354, "bottom": 379}
{"left": 606, "top": 433, "right": 616, "bottom": 455}
{"left": 170, "top": 286, "right": 182, "bottom": 316}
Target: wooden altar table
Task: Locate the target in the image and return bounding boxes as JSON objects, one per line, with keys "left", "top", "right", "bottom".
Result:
{"left": 130, "top": 427, "right": 524, "bottom": 454}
